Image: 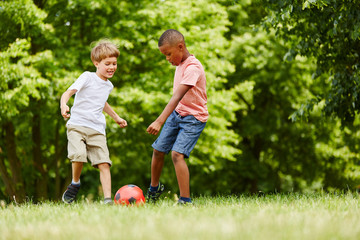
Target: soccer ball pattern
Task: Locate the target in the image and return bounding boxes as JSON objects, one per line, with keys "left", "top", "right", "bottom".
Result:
{"left": 114, "top": 184, "right": 146, "bottom": 206}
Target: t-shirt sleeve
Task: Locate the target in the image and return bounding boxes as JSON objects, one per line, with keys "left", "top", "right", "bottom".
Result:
{"left": 67, "top": 72, "right": 90, "bottom": 91}
{"left": 181, "top": 65, "right": 201, "bottom": 86}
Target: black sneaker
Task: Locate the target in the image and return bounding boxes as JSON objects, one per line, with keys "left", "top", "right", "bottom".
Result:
{"left": 62, "top": 183, "right": 80, "bottom": 204}
{"left": 146, "top": 183, "right": 165, "bottom": 203}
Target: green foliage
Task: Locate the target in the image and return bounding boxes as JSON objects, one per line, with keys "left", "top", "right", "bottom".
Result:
{"left": 196, "top": 0, "right": 360, "bottom": 194}
{"left": 0, "top": 39, "right": 50, "bottom": 120}
{"left": 263, "top": 0, "right": 360, "bottom": 126}
{"left": 0, "top": 0, "right": 52, "bottom": 49}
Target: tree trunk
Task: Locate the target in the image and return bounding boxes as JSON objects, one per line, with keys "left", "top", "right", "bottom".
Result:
{"left": 53, "top": 117, "right": 66, "bottom": 199}
{"left": 32, "top": 111, "right": 48, "bottom": 200}
{"left": 249, "top": 136, "right": 262, "bottom": 193}
{"left": 4, "top": 122, "right": 26, "bottom": 203}
{"left": 0, "top": 156, "right": 16, "bottom": 200}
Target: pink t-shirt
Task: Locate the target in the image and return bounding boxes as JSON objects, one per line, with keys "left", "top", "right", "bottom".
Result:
{"left": 174, "top": 55, "right": 208, "bottom": 122}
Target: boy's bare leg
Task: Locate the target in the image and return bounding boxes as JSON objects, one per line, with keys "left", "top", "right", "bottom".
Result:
{"left": 171, "top": 151, "right": 190, "bottom": 198}
{"left": 62, "top": 162, "right": 83, "bottom": 203}
{"left": 151, "top": 149, "right": 165, "bottom": 187}
{"left": 98, "top": 163, "right": 111, "bottom": 198}
{"left": 72, "top": 162, "right": 84, "bottom": 182}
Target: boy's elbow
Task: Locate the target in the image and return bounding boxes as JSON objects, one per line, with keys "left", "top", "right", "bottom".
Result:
{"left": 68, "top": 89, "right": 77, "bottom": 95}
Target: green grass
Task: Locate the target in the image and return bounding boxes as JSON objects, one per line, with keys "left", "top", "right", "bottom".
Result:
{"left": 1, "top": 193, "right": 360, "bottom": 240}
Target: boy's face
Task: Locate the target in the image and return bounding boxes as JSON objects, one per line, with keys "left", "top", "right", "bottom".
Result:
{"left": 159, "top": 42, "right": 185, "bottom": 66}
{"left": 94, "top": 57, "right": 117, "bottom": 80}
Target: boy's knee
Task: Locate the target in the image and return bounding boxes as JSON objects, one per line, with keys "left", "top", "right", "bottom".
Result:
{"left": 171, "top": 151, "right": 184, "bottom": 163}
{"left": 153, "top": 149, "right": 165, "bottom": 158}
{"left": 97, "top": 162, "right": 111, "bottom": 170}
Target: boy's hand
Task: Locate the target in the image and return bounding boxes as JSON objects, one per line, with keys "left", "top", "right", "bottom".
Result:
{"left": 147, "top": 121, "right": 162, "bottom": 135}
{"left": 60, "top": 89, "right": 77, "bottom": 120}
{"left": 146, "top": 84, "right": 191, "bottom": 136}
{"left": 61, "top": 105, "right": 70, "bottom": 120}
{"left": 115, "top": 117, "right": 127, "bottom": 128}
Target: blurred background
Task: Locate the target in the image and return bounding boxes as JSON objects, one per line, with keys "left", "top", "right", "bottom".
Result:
{"left": 1, "top": 0, "right": 360, "bottom": 202}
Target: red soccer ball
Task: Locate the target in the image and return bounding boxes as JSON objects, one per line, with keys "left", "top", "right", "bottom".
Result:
{"left": 114, "top": 184, "right": 146, "bottom": 206}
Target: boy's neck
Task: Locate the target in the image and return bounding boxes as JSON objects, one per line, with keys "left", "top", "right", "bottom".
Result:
{"left": 95, "top": 72, "right": 108, "bottom": 81}
{"left": 181, "top": 50, "right": 191, "bottom": 63}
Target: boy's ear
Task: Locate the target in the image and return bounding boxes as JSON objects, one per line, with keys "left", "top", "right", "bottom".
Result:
{"left": 93, "top": 61, "right": 99, "bottom": 67}
{"left": 178, "top": 42, "right": 185, "bottom": 50}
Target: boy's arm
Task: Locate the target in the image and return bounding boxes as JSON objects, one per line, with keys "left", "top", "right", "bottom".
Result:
{"left": 60, "top": 89, "right": 77, "bottom": 120}
{"left": 103, "top": 102, "right": 128, "bottom": 128}
{"left": 147, "top": 84, "right": 192, "bottom": 135}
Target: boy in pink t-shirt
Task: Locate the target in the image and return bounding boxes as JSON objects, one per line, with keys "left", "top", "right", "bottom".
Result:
{"left": 146, "top": 29, "right": 208, "bottom": 205}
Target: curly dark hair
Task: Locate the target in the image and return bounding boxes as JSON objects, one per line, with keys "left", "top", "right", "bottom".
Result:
{"left": 158, "top": 29, "right": 185, "bottom": 47}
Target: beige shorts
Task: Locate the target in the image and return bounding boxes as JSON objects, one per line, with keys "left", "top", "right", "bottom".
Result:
{"left": 66, "top": 125, "right": 112, "bottom": 167}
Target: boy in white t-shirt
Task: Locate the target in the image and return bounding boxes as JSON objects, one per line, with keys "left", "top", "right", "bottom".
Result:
{"left": 60, "top": 40, "right": 127, "bottom": 204}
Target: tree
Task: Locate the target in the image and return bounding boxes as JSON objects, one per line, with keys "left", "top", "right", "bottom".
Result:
{"left": 0, "top": 0, "right": 55, "bottom": 202}
{"left": 0, "top": 0, "right": 242, "bottom": 201}
{"left": 195, "top": 0, "right": 360, "bottom": 193}
{"left": 263, "top": 0, "right": 360, "bottom": 126}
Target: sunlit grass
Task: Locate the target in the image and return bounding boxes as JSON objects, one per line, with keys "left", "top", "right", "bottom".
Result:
{"left": 1, "top": 193, "right": 360, "bottom": 240}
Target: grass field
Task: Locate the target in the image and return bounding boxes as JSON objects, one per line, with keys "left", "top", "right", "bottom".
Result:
{"left": 1, "top": 193, "right": 360, "bottom": 240}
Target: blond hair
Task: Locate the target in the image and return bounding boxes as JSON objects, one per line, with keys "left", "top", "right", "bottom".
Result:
{"left": 90, "top": 40, "right": 120, "bottom": 63}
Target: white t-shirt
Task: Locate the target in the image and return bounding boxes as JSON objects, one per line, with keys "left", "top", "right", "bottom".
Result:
{"left": 66, "top": 71, "right": 113, "bottom": 135}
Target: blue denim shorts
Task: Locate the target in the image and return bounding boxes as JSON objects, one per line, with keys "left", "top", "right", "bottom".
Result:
{"left": 152, "top": 111, "right": 206, "bottom": 158}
